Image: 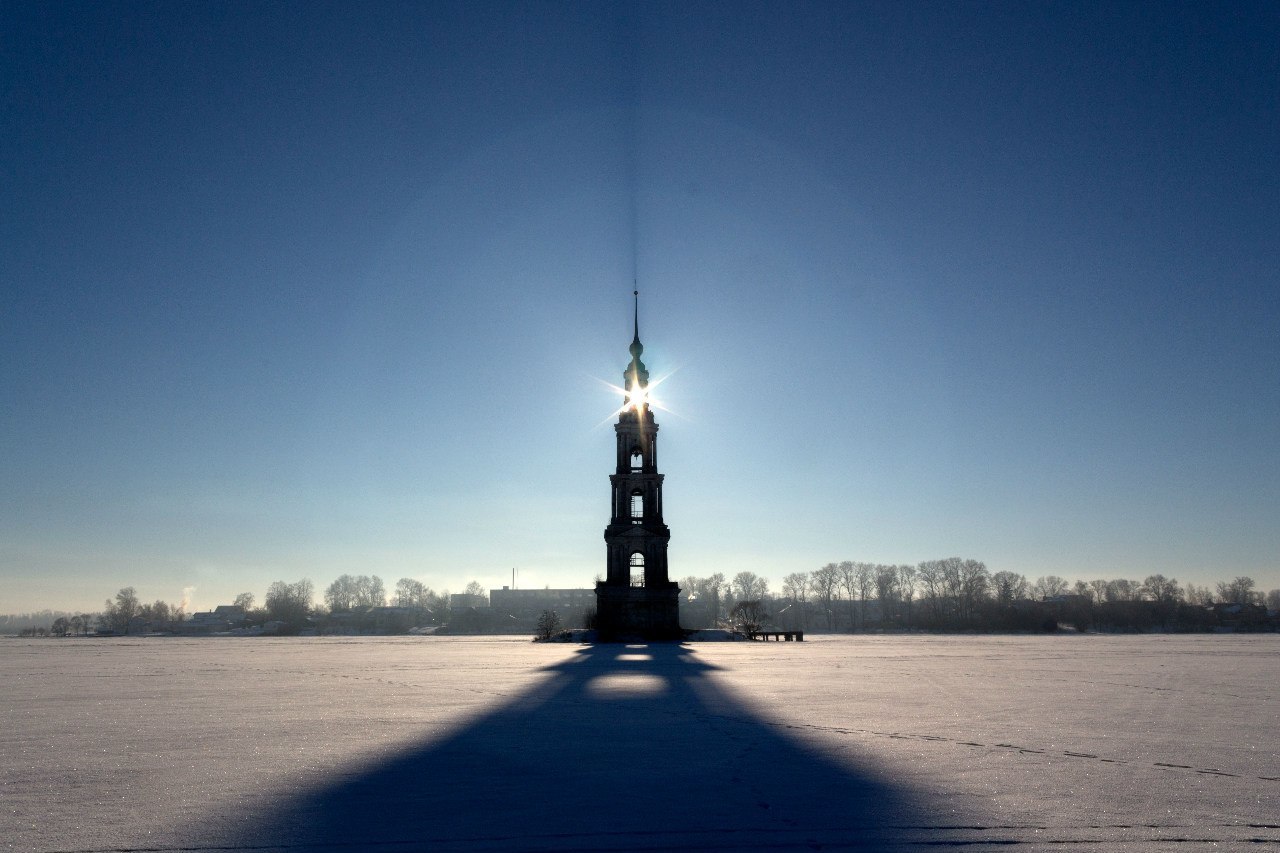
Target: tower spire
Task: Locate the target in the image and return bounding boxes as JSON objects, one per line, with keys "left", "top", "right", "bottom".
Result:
{"left": 626, "top": 288, "right": 649, "bottom": 390}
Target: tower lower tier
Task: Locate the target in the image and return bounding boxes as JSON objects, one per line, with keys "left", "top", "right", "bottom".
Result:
{"left": 594, "top": 582, "right": 681, "bottom": 641}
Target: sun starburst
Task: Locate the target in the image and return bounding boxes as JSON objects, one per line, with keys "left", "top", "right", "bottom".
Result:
{"left": 595, "top": 369, "right": 676, "bottom": 421}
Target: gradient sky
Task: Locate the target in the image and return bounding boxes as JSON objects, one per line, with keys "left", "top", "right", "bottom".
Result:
{"left": 4, "top": 1, "right": 1278, "bottom": 614}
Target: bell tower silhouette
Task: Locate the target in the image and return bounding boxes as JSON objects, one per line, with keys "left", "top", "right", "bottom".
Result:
{"left": 595, "top": 291, "right": 681, "bottom": 640}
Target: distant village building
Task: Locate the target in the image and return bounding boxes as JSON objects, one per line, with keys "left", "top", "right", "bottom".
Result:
{"left": 448, "top": 593, "right": 489, "bottom": 612}
{"left": 326, "top": 605, "right": 420, "bottom": 634}
{"left": 1208, "top": 602, "right": 1269, "bottom": 631}
{"left": 184, "top": 605, "right": 247, "bottom": 633}
{"left": 490, "top": 587, "right": 594, "bottom": 620}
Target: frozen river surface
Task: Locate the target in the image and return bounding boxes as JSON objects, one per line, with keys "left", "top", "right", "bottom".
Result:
{"left": 2, "top": 634, "right": 1277, "bottom": 851}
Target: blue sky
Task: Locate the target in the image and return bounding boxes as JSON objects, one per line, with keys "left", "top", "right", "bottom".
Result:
{"left": 3, "top": 1, "right": 1278, "bottom": 613}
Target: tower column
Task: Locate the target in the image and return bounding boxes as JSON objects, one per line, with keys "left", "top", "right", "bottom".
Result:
{"left": 596, "top": 291, "right": 681, "bottom": 640}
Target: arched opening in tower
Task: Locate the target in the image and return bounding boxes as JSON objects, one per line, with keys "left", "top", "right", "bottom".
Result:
{"left": 629, "top": 552, "right": 645, "bottom": 587}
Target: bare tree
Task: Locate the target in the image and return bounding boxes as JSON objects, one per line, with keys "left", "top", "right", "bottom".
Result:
{"left": 732, "top": 571, "right": 766, "bottom": 602}
{"left": 729, "top": 600, "right": 769, "bottom": 634}
{"left": 534, "top": 610, "right": 562, "bottom": 640}
{"left": 325, "top": 575, "right": 359, "bottom": 611}
{"left": 837, "top": 561, "right": 859, "bottom": 630}
{"left": 233, "top": 592, "right": 255, "bottom": 611}
{"left": 1183, "top": 582, "right": 1213, "bottom": 606}
{"left": 1088, "top": 579, "right": 1109, "bottom": 604}
{"left": 916, "top": 560, "right": 946, "bottom": 621}
{"left": 1139, "top": 574, "right": 1181, "bottom": 629}
{"left": 1267, "top": 589, "right": 1280, "bottom": 611}
{"left": 958, "top": 560, "right": 990, "bottom": 621}
{"left": 939, "top": 557, "right": 964, "bottom": 609}
{"left": 421, "top": 589, "right": 449, "bottom": 625}
{"left": 326, "top": 575, "right": 388, "bottom": 610}
{"left": 1216, "top": 576, "right": 1257, "bottom": 605}
{"left": 1141, "top": 574, "right": 1181, "bottom": 604}
{"left": 265, "top": 579, "right": 314, "bottom": 631}
{"left": 464, "top": 581, "right": 488, "bottom": 603}
{"left": 677, "top": 576, "right": 713, "bottom": 628}
{"left": 811, "top": 563, "right": 840, "bottom": 630}
{"left": 138, "top": 599, "right": 181, "bottom": 631}
{"left": 781, "top": 572, "right": 810, "bottom": 628}
{"left": 855, "top": 563, "right": 876, "bottom": 628}
{"left": 896, "top": 565, "right": 917, "bottom": 626}
{"left": 356, "top": 575, "right": 386, "bottom": 607}
{"left": 704, "top": 573, "right": 725, "bottom": 625}
{"left": 1031, "top": 576, "right": 1069, "bottom": 601}
{"left": 395, "top": 578, "right": 430, "bottom": 609}
{"left": 781, "top": 572, "right": 809, "bottom": 604}
{"left": 103, "top": 587, "right": 141, "bottom": 634}
{"left": 874, "top": 565, "right": 897, "bottom": 623}
{"left": 992, "top": 571, "right": 1027, "bottom": 604}
{"left": 1119, "top": 579, "right": 1145, "bottom": 601}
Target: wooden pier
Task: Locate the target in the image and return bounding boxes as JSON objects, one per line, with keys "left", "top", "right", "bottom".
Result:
{"left": 747, "top": 630, "right": 804, "bottom": 641}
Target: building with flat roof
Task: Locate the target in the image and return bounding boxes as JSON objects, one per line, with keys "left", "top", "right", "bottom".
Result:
{"left": 489, "top": 587, "right": 594, "bottom": 619}
{"left": 448, "top": 593, "right": 489, "bottom": 612}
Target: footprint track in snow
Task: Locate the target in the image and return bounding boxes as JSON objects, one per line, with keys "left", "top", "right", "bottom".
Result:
{"left": 774, "top": 721, "right": 1279, "bottom": 784}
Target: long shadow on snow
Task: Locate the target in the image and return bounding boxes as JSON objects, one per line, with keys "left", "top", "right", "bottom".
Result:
{"left": 223, "top": 642, "right": 925, "bottom": 851}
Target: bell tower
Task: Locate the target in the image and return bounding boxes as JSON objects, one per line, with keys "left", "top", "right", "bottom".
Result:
{"left": 596, "top": 291, "right": 681, "bottom": 640}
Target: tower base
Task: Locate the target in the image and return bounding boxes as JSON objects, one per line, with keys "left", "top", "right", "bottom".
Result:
{"left": 595, "top": 582, "right": 682, "bottom": 642}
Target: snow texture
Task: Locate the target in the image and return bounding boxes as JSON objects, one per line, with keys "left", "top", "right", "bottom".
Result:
{"left": 1, "top": 635, "right": 1276, "bottom": 851}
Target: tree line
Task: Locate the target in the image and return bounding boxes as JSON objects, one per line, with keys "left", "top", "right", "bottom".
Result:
{"left": 8, "top": 565, "right": 1277, "bottom": 637}
{"left": 11, "top": 575, "right": 492, "bottom": 636}
{"left": 678, "top": 562, "right": 1279, "bottom": 633}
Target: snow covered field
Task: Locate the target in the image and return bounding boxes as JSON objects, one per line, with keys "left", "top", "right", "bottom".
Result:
{"left": 2, "top": 634, "right": 1276, "bottom": 851}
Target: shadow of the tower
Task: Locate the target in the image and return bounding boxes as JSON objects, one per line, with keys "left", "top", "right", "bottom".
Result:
{"left": 219, "top": 643, "right": 925, "bottom": 851}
